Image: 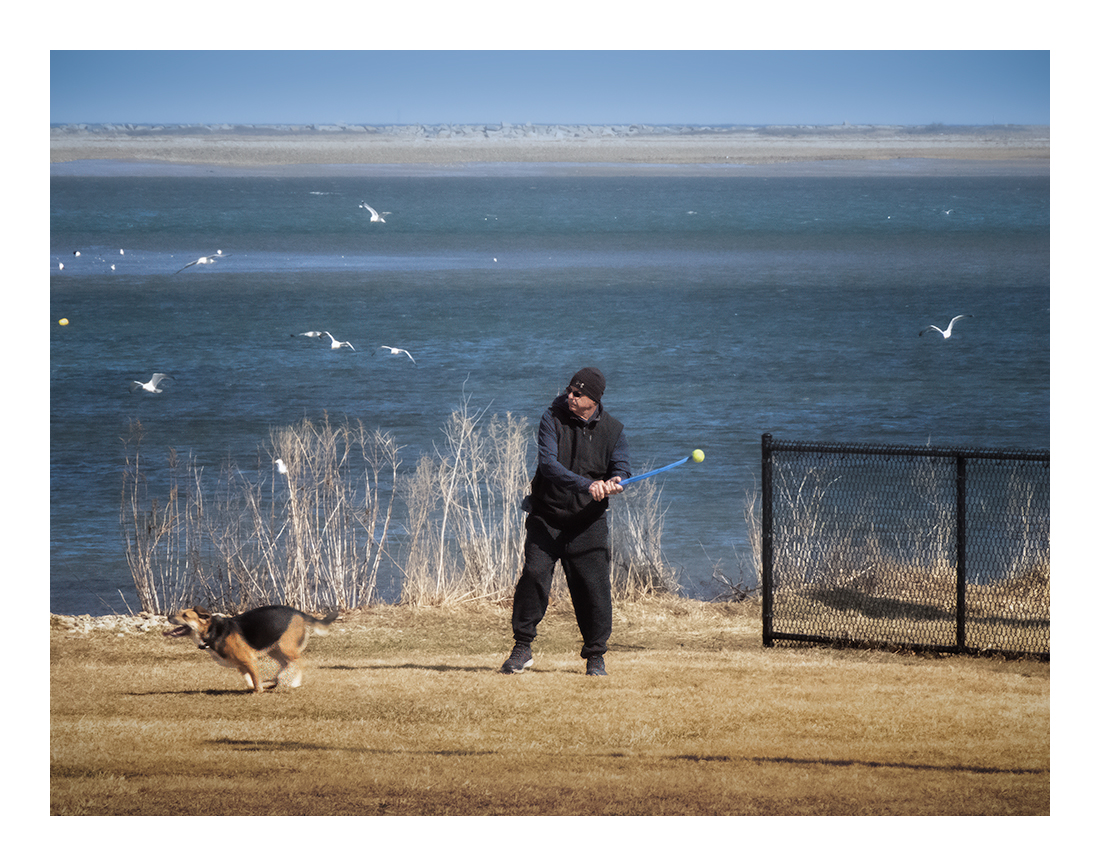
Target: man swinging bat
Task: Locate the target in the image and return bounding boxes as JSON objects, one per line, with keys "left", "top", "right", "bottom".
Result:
{"left": 500, "top": 367, "right": 630, "bottom": 677}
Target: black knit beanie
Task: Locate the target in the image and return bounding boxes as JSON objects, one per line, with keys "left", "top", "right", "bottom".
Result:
{"left": 568, "top": 367, "right": 606, "bottom": 403}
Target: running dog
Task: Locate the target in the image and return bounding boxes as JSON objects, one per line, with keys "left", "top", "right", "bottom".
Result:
{"left": 164, "top": 605, "right": 338, "bottom": 693}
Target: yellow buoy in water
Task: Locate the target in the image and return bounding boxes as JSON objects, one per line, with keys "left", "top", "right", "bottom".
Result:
{"left": 59, "top": 318, "right": 70, "bottom": 326}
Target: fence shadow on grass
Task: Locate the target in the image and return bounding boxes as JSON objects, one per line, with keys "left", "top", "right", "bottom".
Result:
{"left": 672, "top": 753, "right": 1047, "bottom": 775}
{"left": 207, "top": 738, "right": 494, "bottom": 757}
{"left": 321, "top": 661, "right": 491, "bottom": 673}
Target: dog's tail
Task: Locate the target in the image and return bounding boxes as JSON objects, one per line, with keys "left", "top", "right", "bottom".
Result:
{"left": 307, "top": 610, "right": 339, "bottom": 636}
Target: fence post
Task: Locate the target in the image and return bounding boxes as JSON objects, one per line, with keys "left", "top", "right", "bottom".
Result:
{"left": 955, "top": 454, "right": 967, "bottom": 651}
{"left": 761, "top": 433, "right": 774, "bottom": 647}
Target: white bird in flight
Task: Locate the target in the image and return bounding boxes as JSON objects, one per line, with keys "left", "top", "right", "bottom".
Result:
{"left": 274, "top": 458, "right": 289, "bottom": 475}
{"left": 175, "top": 250, "right": 229, "bottom": 274}
{"left": 379, "top": 345, "right": 416, "bottom": 364}
{"left": 129, "top": 373, "right": 175, "bottom": 394}
{"left": 321, "top": 331, "right": 356, "bottom": 351}
{"left": 920, "top": 314, "right": 973, "bottom": 339}
{"left": 359, "top": 202, "right": 386, "bottom": 223}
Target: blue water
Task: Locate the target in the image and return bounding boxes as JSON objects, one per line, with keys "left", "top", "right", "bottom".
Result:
{"left": 50, "top": 172, "right": 1049, "bottom": 614}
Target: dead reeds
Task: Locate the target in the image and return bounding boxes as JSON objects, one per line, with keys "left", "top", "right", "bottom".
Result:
{"left": 384, "top": 398, "right": 680, "bottom": 605}
{"left": 121, "top": 402, "right": 679, "bottom": 614}
{"left": 122, "top": 415, "right": 400, "bottom": 613}
{"left": 397, "top": 401, "right": 531, "bottom": 605}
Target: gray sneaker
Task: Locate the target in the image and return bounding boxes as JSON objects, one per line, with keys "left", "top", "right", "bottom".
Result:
{"left": 499, "top": 644, "right": 534, "bottom": 674}
{"left": 585, "top": 655, "right": 608, "bottom": 676}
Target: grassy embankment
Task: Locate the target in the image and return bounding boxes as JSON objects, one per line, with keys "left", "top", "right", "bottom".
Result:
{"left": 50, "top": 596, "right": 1049, "bottom": 816}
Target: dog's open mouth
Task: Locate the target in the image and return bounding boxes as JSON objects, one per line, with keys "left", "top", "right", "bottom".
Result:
{"left": 164, "top": 625, "right": 192, "bottom": 638}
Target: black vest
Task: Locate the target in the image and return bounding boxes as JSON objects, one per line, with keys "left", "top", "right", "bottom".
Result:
{"left": 531, "top": 400, "right": 624, "bottom": 529}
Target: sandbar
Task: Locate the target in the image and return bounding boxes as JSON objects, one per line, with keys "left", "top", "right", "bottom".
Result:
{"left": 50, "top": 123, "right": 1049, "bottom": 178}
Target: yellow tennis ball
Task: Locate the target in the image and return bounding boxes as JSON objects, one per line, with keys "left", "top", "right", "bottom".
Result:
{"left": 59, "top": 318, "right": 69, "bottom": 326}
{"left": 692, "top": 449, "right": 705, "bottom": 463}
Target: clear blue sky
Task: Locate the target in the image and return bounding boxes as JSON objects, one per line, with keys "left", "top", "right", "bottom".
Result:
{"left": 50, "top": 50, "right": 1048, "bottom": 127}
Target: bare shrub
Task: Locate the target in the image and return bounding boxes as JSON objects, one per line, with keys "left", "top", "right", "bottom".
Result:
{"left": 121, "top": 417, "right": 400, "bottom": 614}
{"left": 121, "top": 422, "right": 205, "bottom": 614}
{"left": 397, "top": 400, "right": 680, "bottom": 606}
{"left": 246, "top": 417, "right": 399, "bottom": 611}
{"left": 398, "top": 401, "right": 530, "bottom": 605}
{"left": 609, "top": 477, "right": 680, "bottom": 600}
{"left": 123, "top": 401, "right": 682, "bottom": 613}
{"left": 704, "top": 480, "right": 764, "bottom": 602}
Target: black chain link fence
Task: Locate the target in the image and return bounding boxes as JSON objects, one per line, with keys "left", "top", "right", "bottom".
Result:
{"left": 761, "top": 434, "right": 1049, "bottom": 659}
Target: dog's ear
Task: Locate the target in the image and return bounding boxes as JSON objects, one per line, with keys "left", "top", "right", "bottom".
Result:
{"left": 194, "top": 606, "right": 212, "bottom": 619}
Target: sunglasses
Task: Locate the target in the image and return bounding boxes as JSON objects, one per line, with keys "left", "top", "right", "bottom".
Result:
{"left": 567, "top": 388, "right": 588, "bottom": 400}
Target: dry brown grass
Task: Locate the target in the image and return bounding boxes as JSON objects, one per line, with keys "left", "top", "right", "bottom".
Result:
{"left": 50, "top": 597, "right": 1048, "bottom": 816}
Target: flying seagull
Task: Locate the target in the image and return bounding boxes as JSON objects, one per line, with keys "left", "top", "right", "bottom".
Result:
{"left": 321, "top": 331, "right": 356, "bottom": 351}
{"left": 378, "top": 345, "right": 416, "bottom": 364}
{"left": 129, "top": 373, "right": 175, "bottom": 394}
{"left": 175, "top": 250, "right": 229, "bottom": 274}
{"left": 359, "top": 202, "right": 386, "bottom": 223}
{"left": 919, "top": 315, "right": 973, "bottom": 339}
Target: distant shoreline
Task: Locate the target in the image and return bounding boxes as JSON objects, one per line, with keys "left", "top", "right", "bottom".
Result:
{"left": 50, "top": 123, "right": 1050, "bottom": 178}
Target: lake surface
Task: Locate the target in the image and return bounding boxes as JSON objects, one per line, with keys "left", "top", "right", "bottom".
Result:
{"left": 50, "top": 172, "right": 1049, "bottom": 614}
